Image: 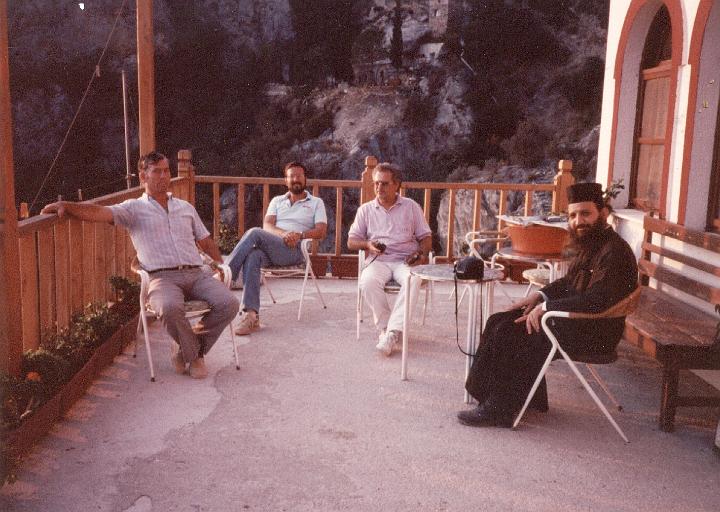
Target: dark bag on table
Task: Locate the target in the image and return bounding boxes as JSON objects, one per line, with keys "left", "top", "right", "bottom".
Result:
{"left": 454, "top": 256, "right": 484, "bottom": 280}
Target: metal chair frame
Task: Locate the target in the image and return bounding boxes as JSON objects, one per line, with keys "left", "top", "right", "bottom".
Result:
{"left": 513, "top": 287, "right": 643, "bottom": 443}
{"left": 135, "top": 261, "right": 240, "bottom": 382}
{"left": 356, "top": 250, "right": 433, "bottom": 340}
{"left": 456, "top": 230, "right": 510, "bottom": 309}
{"left": 259, "top": 238, "right": 326, "bottom": 321}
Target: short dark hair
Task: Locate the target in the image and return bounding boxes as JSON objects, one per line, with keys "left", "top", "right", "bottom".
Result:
{"left": 373, "top": 162, "right": 402, "bottom": 186}
{"left": 283, "top": 161, "right": 308, "bottom": 177}
{"left": 138, "top": 151, "right": 167, "bottom": 173}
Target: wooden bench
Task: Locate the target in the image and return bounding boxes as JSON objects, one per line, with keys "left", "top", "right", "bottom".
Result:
{"left": 624, "top": 216, "right": 720, "bottom": 432}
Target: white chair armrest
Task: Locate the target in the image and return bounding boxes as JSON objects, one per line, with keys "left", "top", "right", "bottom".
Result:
{"left": 300, "top": 238, "right": 312, "bottom": 260}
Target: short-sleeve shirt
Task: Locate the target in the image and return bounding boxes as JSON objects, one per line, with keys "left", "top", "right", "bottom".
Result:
{"left": 348, "top": 196, "right": 432, "bottom": 262}
{"left": 108, "top": 193, "right": 209, "bottom": 271}
{"left": 266, "top": 191, "right": 327, "bottom": 233}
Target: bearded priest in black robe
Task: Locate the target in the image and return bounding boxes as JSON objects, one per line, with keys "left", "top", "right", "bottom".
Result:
{"left": 458, "top": 182, "right": 638, "bottom": 428}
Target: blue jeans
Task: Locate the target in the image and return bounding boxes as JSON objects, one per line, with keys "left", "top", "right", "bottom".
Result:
{"left": 226, "top": 228, "right": 303, "bottom": 313}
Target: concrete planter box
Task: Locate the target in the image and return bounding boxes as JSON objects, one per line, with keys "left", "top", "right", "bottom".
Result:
{"left": 3, "top": 315, "right": 138, "bottom": 461}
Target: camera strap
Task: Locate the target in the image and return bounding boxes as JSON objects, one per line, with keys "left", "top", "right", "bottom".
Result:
{"left": 453, "top": 267, "right": 483, "bottom": 358}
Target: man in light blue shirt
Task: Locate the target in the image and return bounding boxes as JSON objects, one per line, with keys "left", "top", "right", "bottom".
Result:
{"left": 227, "top": 162, "right": 327, "bottom": 335}
{"left": 41, "top": 152, "right": 239, "bottom": 379}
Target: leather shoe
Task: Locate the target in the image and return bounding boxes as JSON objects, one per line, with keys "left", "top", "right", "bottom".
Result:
{"left": 189, "top": 358, "right": 208, "bottom": 379}
{"left": 457, "top": 403, "right": 513, "bottom": 428}
{"left": 171, "top": 344, "right": 186, "bottom": 375}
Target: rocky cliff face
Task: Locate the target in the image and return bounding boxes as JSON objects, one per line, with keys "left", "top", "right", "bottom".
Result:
{"left": 9, "top": 0, "right": 608, "bottom": 238}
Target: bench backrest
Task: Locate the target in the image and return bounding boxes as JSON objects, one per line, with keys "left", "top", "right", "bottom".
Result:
{"left": 640, "top": 216, "right": 720, "bottom": 308}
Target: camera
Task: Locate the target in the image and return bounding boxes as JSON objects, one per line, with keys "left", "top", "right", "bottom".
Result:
{"left": 373, "top": 242, "right": 387, "bottom": 253}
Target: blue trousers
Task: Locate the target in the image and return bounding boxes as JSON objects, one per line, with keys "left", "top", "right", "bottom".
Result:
{"left": 225, "top": 228, "right": 303, "bottom": 313}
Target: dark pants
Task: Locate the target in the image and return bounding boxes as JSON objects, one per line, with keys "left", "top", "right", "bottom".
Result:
{"left": 465, "top": 309, "right": 623, "bottom": 416}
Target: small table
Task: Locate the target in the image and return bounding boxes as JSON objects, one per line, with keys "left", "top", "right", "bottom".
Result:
{"left": 492, "top": 247, "right": 571, "bottom": 282}
{"left": 401, "top": 263, "right": 503, "bottom": 403}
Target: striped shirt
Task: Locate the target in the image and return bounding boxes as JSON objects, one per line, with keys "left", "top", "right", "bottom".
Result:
{"left": 348, "top": 196, "right": 431, "bottom": 262}
{"left": 109, "top": 193, "right": 209, "bottom": 271}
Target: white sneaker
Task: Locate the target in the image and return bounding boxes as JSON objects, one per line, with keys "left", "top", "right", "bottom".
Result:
{"left": 235, "top": 311, "right": 259, "bottom": 335}
{"left": 376, "top": 330, "right": 401, "bottom": 357}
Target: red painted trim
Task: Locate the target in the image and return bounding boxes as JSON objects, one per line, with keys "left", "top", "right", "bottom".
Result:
{"left": 677, "top": 0, "right": 714, "bottom": 225}
{"left": 607, "top": 0, "right": 683, "bottom": 219}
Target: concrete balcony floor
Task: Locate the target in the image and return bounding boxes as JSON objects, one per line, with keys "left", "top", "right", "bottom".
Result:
{"left": 2, "top": 276, "right": 720, "bottom": 511}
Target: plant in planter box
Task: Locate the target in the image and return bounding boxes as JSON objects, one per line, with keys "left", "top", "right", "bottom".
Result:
{"left": 217, "top": 222, "right": 240, "bottom": 255}
{"left": 1, "top": 275, "right": 140, "bottom": 488}
{"left": 20, "top": 349, "right": 72, "bottom": 405}
{"left": 109, "top": 275, "right": 140, "bottom": 321}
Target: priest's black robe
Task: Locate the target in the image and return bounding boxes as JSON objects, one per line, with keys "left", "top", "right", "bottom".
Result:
{"left": 465, "top": 226, "right": 638, "bottom": 416}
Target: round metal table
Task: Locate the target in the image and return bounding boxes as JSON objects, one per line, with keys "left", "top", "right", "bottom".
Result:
{"left": 401, "top": 263, "right": 503, "bottom": 403}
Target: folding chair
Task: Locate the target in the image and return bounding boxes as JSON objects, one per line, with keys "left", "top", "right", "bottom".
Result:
{"left": 513, "top": 287, "right": 643, "bottom": 442}
{"left": 259, "top": 238, "right": 327, "bottom": 320}
{"left": 521, "top": 264, "right": 551, "bottom": 296}
{"left": 456, "top": 230, "right": 510, "bottom": 309}
{"left": 134, "top": 259, "right": 240, "bottom": 382}
{"left": 356, "top": 250, "right": 434, "bottom": 340}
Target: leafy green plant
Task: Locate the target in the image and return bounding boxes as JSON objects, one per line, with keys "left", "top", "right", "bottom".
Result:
{"left": 1, "top": 275, "right": 141, "bottom": 488}
{"left": 217, "top": 222, "right": 240, "bottom": 255}
{"left": 603, "top": 179, "right": 625, "bottom": 201}
{"left": 21, "top": 349, "right": 71, "bottom": 403}
{"left": 603, "top": 179, "right": 625, "bottom": 212}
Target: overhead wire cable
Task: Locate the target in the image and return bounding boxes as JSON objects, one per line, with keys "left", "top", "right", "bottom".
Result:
{"left": 30, "top": 0, "right": 129, "bottom": 214}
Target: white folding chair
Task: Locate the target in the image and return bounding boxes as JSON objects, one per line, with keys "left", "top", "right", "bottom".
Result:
{"left": 134, "top": 260, "right": 240, "bottom": 382}
{"left": 356, "top": 250, "right": 434, "bottom": 340}
{"left": 456, "top": 230, "right": 510, "bottom": 308}
{"left": 513, "top": 287, "right": 642, "bottom": 442}
{"left": 259, "top": 238, "right": 327, "bottom": 320}
{"left": 521, "top": 264, "right": 552, "bottom": 297}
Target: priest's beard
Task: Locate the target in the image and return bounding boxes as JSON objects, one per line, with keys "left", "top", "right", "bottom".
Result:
{"left": 569, "top": 218, "right": 608, "bottom": 251}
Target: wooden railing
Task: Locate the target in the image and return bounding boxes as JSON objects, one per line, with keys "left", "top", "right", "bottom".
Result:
{"left": 192, "top": 156, "right": 574, "bottom": 261}
{"left": 16, "top": 178, "right": 190, "bottom": 352}
{"left": 12, "top": 150, "right": 573, "bottom": 357}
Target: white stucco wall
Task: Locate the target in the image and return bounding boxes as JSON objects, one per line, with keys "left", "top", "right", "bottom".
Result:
{"left": 598, "top": 1, "right": 720, "bottom": 393}
{"left": 597, "top": 0, "right": 708, "bottom": 224}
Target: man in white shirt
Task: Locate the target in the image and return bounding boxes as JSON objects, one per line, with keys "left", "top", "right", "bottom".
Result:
{"left": 348, "top": 162, "right": 432, "bottom": 356}
{"left": 41, "top": 152, "right": 238, "bottom": 379}
{"left": 226, "top": 162, "right": 327, "bottom": 335}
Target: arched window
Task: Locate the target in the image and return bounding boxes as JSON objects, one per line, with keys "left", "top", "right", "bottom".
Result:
{"left": 631, "top": 6, "right": 672, "bottom": 211}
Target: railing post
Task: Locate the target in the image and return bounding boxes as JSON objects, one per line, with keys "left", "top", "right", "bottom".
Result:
{"left": 136, "top": 0, "right": 155, "bottom": 156}
{"left": 177, "top": 149, "right": 195, "bottom": 205}
{"left": 552, "top": 160, "right": 574, "bottom": 214}
{"left": 0, "top": 0, "right": 22, "bottom": 376}
{"left": 360, "top": 156, "right": 378, "bottom": 205}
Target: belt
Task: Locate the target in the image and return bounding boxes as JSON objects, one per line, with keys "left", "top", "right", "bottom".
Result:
{"left": 147, "top": 265, "right": 201, "bottom": 274}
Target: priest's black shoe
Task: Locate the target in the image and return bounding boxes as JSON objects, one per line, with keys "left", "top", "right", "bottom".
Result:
{"left": 456, "top": 403, "right": 513, "bottom": 428}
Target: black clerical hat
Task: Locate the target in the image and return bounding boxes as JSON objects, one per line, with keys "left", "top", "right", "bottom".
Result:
{"left": 567, "top": 182, "right": 604, "bottom": 206}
